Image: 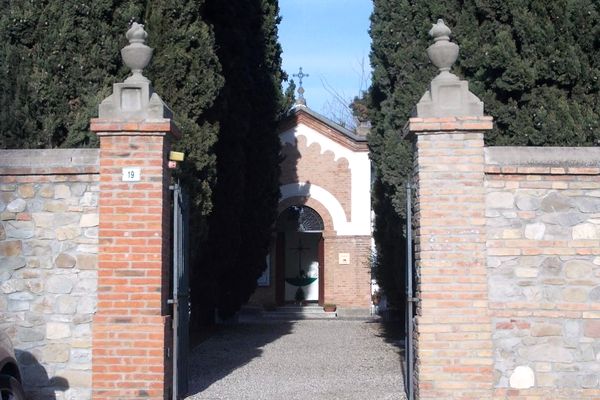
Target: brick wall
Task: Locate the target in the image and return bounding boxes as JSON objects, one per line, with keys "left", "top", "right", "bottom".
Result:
{"left": 0, "top": 149, "right": 99, "bottom": 400}
{"left": 485, "top": 147, "right": 600, "bottom": 399}
{"left": 409, "top": 117, "right": 494, "bottom": 399}
{"left": 324, "top": 235, "right": 371, "bottom": 307}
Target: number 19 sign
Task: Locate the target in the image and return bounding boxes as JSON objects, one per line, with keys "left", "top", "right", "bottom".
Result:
{"left": 122, "top": 167, "right": 141, "bottom": 182}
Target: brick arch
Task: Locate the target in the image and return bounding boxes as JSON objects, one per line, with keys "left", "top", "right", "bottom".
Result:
{"left": 279, "top": 181, "right": 350, "bottom": 235}
{"left": 278, "top": 196, "right": 336, "bottom": 236}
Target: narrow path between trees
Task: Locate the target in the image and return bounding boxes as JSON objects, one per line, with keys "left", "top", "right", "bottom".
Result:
{"left": 186, "top": 318, "right": 406, "bottom": 400}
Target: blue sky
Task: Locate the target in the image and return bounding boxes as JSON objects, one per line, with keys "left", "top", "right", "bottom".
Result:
{"left": 278, "top": 0, "right": 373, "bottom": 118}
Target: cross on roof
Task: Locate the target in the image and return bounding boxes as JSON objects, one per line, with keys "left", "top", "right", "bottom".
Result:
{"left": 293, "top": 67, "right": 309, "bottom": 87}
{"left": 293, "top": 67, "right": 309, "bottom": 106}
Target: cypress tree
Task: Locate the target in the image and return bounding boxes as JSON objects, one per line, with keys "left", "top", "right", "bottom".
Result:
{"left": 1, "top": 0, "right": 287, "bottom": 323}
{"left": 142, "top": 2, "right": 226, "bottom": 328}
{"left": 0, "top": 1, "right": 146, "bottom": 148}
{"left": 368, "top": 0, "right": 600, "bottom": 311}
{"left": 145, "top": 0, "right": 224, "bottom": 216}
{"left": 0, "top": 2, "right": 223, "bottom": 214}
{"left": 234, "top": 0, "right": 287, "bottom": 313}
{"left": 368, "top": 0, "right": 440, "bottom": 310}
{"left": 198, "top": 0, "right": 286, "bottom": 319}
{"left": 455, "top": 0, "right": 600, "bottom": 145}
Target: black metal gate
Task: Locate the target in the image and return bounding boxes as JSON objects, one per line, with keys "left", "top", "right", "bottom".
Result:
{"left": 405, "top": 182, "right": 417, "bottom": 400}
{"left": 171, "top": 182, "right": 190, "bottom": 399}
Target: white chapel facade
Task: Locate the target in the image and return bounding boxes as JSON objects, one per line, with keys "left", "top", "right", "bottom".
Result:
{"left": 250, "top": 102, "right": 372, "bottom": 310}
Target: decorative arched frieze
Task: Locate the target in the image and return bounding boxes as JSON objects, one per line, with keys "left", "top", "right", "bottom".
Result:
{"left": 280, "top": 182, "right": 370, "bottom": 236}
{"left": 281, "top": 127, "right": 355, "bottom": 163}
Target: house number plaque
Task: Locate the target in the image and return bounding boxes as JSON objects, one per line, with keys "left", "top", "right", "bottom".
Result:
{"left": 122, "top": 167, "right": 141, "bottom": 182}
{"left": 338, "top": 253, "right": 350, "bottom": 265}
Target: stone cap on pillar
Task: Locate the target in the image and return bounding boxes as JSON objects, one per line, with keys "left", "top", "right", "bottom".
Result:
{"left": 414, "top": 19, "right": 485, "bottom": 119}
{"left": 92, "top": 23, "right": 179, "bottom": 138}
{"left": 90, "top": 119, "right": 180, "bottom": 138}
{"left": 407, "top": 115, "right": 493, "bottom": 133}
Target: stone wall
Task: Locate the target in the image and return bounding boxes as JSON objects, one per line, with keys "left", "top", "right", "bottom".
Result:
{"left": 0, "top": 149, "right": 99, "bottom": 400}
{"left": 485, "top": 147, "right": 600, "bottom": 399}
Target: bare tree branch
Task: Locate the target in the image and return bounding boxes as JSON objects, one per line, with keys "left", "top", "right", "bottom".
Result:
{"left": 319, "top": 56, "right": 371, "bottom": 130}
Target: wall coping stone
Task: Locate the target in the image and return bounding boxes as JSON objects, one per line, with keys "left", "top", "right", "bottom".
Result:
{"left": 485, "top": 147, "right": 600, "bottom": 174}
{"left": 0, "top": 149, "right": 99, "bottom": 175}
{"left": 403, "top": 115, "right": 493, "bottom": 137}
{"left": 90, "top": 118, "right": 181, "bottom": 138}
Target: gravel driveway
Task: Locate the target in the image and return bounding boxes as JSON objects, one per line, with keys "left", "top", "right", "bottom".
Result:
{"left": 186, "top": 319, "right": 406, "bottom": 400}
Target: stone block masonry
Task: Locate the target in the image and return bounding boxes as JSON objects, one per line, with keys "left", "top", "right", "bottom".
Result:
{"left": 485, "top": 147, "right": 600, "bottom": 399}
{"left": 0, "top": 129, "right": 178, "bottom": 400}
{"left": 0, "top": 149, "right": 99, "bottom": 400}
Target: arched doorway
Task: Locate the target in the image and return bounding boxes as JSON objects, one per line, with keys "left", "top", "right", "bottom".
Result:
{"left": 275, "top": 205, "right": 325, "bottom": 305}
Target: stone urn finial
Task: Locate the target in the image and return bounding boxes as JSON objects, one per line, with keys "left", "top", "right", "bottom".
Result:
{"left": 414, "top": 18, "right": 484, "bottom": 117}
{"left": 121, "top": 22, "right": 153, "bottom": 83}
{"left": 426, "top": 19, "right": 459, "bottom": 80}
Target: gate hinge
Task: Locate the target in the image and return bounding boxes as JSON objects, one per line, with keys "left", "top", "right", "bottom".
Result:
{"left": 407, "top": 297, "right": 419, "bottom": 303}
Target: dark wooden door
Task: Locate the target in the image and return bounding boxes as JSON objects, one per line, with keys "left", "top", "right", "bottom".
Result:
{"left": 318, "top": 235, "right": 324, "bottom": 306}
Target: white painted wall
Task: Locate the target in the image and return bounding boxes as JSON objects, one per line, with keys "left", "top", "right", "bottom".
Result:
{"left": 280, "top": 123, "right": 371, "bottom": 236}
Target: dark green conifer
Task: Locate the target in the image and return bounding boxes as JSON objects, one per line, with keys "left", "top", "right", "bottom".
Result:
{"left": 0, "top": 1, "right": 145, "bottom": 148}
{"left": 199, "top": 0, "right": 286, "bottom": 319}
{"left": 368, "top": 0, "right": 600, "bottom": 312}
{"left": 145, "top": 0, "right": 224, "bottom": 216}
{"left": 1, "top": 0, "right": 285, "bottom": 323}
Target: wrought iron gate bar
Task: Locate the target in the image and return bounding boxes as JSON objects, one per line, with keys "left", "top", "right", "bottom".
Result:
{"left": 171, "top": 182, "right": 190, "bottom": 400}
{"left": 405, "top": 181, "right": 415, "bottom": 400}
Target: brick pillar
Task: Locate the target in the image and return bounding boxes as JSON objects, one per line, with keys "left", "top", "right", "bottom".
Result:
{"left": 406, "top": 19, "right": 494, "bottom": 399}
{"left": 90, "top": 23, "right": 178, "bottom": 399}
{"left": 409, "top": 117, "right": 493, "bottom": 399}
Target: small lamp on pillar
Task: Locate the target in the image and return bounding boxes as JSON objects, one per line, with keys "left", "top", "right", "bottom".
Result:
{"left": 169, "top": 151, "right": 185, "bottom": 169}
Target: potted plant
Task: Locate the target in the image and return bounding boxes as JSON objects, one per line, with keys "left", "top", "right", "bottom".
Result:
{"left": 323, "top": 303, "right": 336, "bottom": 312}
